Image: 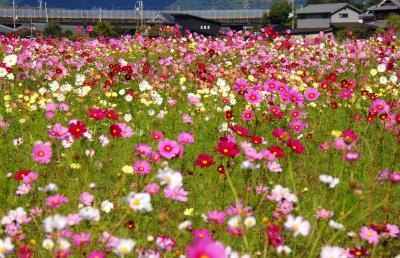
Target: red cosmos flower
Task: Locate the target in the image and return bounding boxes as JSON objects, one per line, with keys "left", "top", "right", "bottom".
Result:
{"left": 195, "top": 154, "right": 215, "bottom": 168}
{"left": 225, "top": 110, "right": 233, "bottom": 120}
{"left": 251, "top": 136, "right": 263, "bottom": 145}
{"left": 14, "top": 170, "right": 30, "bottom": 181}
{"left": 348, "top": 247, "right": 369, "bottom": 257}
{"left": 331, "top": 102, "right": 339, "bottom": 109}
{"left": 104, "top": 109, "right": 120, "bottom": 120}
{"left": 342, "top": 130, "right": 358, "bottom": 144}
{"left": 88, "top": 108, "right": 106, "bottom": 120}
{"left": 268, "top": 146, "right": 285, "bottom": 158}
{"left": 18, "top": 245, "right": 32, "bottom": 258}
{"left": 288, "top": 139, "right": 304, "bottom": 154}
{"left": 217, "top": 165, "right": 225, "bottom": 174}
{"left": 230, "top": 124, "right": 250, "bottom": 137}
{"left": 272, "top": 128, "right": 292, "bottom": 142}
{"left": 68, "top": 120, "right": 87, "bottom": 139}
{"left": 215, "top": 138, "right": 240, "bottom": 158}
{"left": 110, "top": 124, "right": 122, "bottom": 138}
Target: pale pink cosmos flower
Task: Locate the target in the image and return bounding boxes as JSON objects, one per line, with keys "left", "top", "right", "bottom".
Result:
{"left": 133, "top": 160, "right": 152, "bottom": 175}
{"left": 46, "top": 194, "right": 69, "bottom": 208}
{"left": 80, "top": 192, "right": 94, "bottom": 206}
{"left": 158, "top": 139, "right": 180, "bottom": 159}
{"left": 359, "top": 226, "right": 379, "bottom": 245}
{"left": 177, "top": 132, "right": 195, "bottom": 145}
{"left": 164, "top": 187, "right": 188, "bottom": 202}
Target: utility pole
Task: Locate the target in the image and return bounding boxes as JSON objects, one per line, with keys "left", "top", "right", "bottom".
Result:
{"left": 99, "top": 7, "right": 102, "bottom": 22}
{"left": 135, "top": 0, "right": 144, "bottom": 28}
{"left": 290, "top": 0, "right": 295, "bottom": 30}
{"left": 13, "top": 0, "right": 16, "bottom": 29}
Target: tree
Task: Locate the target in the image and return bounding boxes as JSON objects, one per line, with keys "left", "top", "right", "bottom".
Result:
{"left": 267, "top": 0, "right": 291, "bottom": 25}
{"left": 92, "top": 22, "right": 116, "bottom": 38}
{"left": 43, "top": 22, "right": 63, "bottom": 37}
{"left": 386, "top": 15, "right": 400, "bottom": 32}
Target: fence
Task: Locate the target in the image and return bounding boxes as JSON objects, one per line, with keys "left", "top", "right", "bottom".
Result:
{"left": 0, "top": 7, "right": 266, "bottom": 20}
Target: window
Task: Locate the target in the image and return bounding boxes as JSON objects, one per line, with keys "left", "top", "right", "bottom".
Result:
{"left": 376, "top": 12, "right": 384, "bottom": 20}
{"left": 339, "top": 13, "right": 349, "bottom": 18}
{"left": 322, "top": 14, "right": 329, "bottom": 18}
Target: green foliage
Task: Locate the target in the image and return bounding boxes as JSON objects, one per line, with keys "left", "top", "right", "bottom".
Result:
{"left": 92, "top": 22, "right": 117, "bottom": 38}
{"left": 386, "top": 14, "right": 400, "bottom": 32}
{"left": 336, "top": 27, "right": 375, "bottom": 40}
{"left": 43, "top": 21, "right": 63, "bottom": 37}
{"left": 266, "top": 0, "right": 291, "bottom": 25}
{"left": 148, "top": 24, "right": 162, "bottom": 38}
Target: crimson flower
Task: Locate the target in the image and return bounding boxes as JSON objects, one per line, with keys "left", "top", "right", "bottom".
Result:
{"left": 110, "top": 124, "right": 122, "bottom": 138}
{"left": 68, "top": 120, "right": 87, "bottom": 139}
{"left": 195, "top": 154, "right": 215, "bottom": 168}
{"left": 268, "top": 146, "right": 285, "bottom": 158}
{"left": 14, "top": 170, "right": 30, "bottom": 181}
{"left": 288, "top": 139, "right": 304, "bottom": 154}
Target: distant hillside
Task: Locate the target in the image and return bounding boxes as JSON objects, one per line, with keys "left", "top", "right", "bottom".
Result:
{"left": 0, "top": 0, "right": 275, "bottom": 9}
{"left": 168, "top": 0, "right": 274, "bottom": 10}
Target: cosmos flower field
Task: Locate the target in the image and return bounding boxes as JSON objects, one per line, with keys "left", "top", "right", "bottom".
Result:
{"left": 0, "top": 28, "right": 399, "bottom": 257}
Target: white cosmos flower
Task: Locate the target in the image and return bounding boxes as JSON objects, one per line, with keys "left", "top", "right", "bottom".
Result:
{"left": 244, "top": 216, "right": 256, "bottom": 228}
{"left": 320, "top": 246, "right": 347, "bottom": 258}
{"left": 380, "top": 76, "right": 388, "bottom": 85}
{"left": 126, "top": 192, "right": 152, "bottom": 212}
{"left": 227, "top": 216, "right": 241, "bottom": 228}
{"left": 0, "top": 67, "right": 8, "bottom": 77}
{"left": 329, "top": 220, "right": 344, "bottom": 230}
{"left": 79, "top": 206, "right": 100, "bottom": 221}
{"left": 42, "top": 214, "right": 68, "bottom": 233}
{"left": 0, "top": 237, "right": 14, "bottom": 256}
{"left": 101, "top": 200, "right": 114, "bottom": 214}
{"left": 114, "top": 238, "right": 136, "bottom": 256}
{"left": 276, "top": 245, "right": 292, "bottom": 255}
{"left": 156, "top": 168, "right": 183, "bottom": 188}
{"left": 57, "top": 238, "right": 70, "bottom": 250}
{"left": 377, "top": 63, "right": 386, "bottom": 73}
{"left": 3, "top": 54, "right": 18, "bottom": 67}
{"left": 178, "top": 220, "right": 192, "bottom": 231}
{"left": 240, "top": 161, "right": 260, "bottom": 170}
{"left": 284, "top": 215, "right": 311, "bottom": 237}
{"left": 42, "top": 239, "right": 55, "bottom": 250}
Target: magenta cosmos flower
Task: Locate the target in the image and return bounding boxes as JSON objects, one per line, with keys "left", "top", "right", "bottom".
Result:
{"left": 133, "top": 160, "right": 152, "bottom": 175}
{"left": 241, "top": 109, "right": 255, "bottom": 121}
{"left": 245, "top": 89, "right": 262, "bottom": 105}
{"left": 187, "top": 238, "right": 226, "bottom": 258}
{"left": 46, "top": 194, "right": 69, "bottom": 208}
{"left": 87, "top": 251, "right": 105, "bottom": 258}
{"left": 158, "top": 139, "right": 180, "bottom": 159}
{"left": 116, "top": 123, "right": 133, "bottom": 138}
{"left": 32, "top": 141, "right": 52, "bottom": 164}
{"left": 304, "top": 88, "right": 320, "bottom": 101}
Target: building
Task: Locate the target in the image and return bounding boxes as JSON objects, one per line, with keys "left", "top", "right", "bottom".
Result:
{"left": 148, "top": 13, "right": 221, "bottom": 36}
{"left": 296, "top": 3, "right": 362, "bottom": 33}
{"left": 364, "top": 0, "right": 400, "bottom": 22}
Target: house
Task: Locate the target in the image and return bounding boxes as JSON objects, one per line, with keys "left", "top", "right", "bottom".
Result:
{"left": 365, "top": 0, "right": 400, "bottom": 21}
{"left": 0, "top": 25, "right": 16, "bottom": 35}
{"left": 296, "top": 3, "right": 363, "bottom": 33}
{"left": 148, "top": 13, "right": 221, "bottom": 36}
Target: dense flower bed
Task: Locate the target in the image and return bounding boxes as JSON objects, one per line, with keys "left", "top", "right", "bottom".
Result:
{"left": 0, "top": 28, "right": 399, "bottom": 257}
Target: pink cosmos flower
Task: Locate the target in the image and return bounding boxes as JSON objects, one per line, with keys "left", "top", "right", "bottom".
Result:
{"left": 315, "top": 208, "right": 334, "bottom": 219}
{"left": 117, "top": 123, "right": 133, "bottom": 138}
{"left": 46, "top": 194, "right": 69, "bottom": 208}
{"left": 156, "top": 236, "right": 176, "bottom": 251}
{"left": 182, "top": 114, "right": 194, "bottom": 124}
{"left": 16, "top": 184, "right": 32, "bottom": 195}
{"left": 72, "top": 233, "right": 91, "bottom": 246}
{"left": 233, "top": 78, "right": 249, "bottom": 92}
{"left": 22, "top": 172, "right": 38, "bottom": 184}
{"left": 245, "top": 89, "right": 262, "bottom": 105}
{"left": 187, "top": 238, "right": 226, "bottom": 258}
{"left": 135, "top": 143, "right": 152, "bottom": 157}
{"left": 193, "top": 228, "right": 212, "bottom": 242}
{"left": 133, "top": 160, "right": 152, "bottom": 175}
{"left": 45, "top": 102, "right": 57, "bottom": 112}
{"left": 158, "top": 139, "right": 180, "bottom": 159}
{"left": 79, "top": 192, "right": 94, "bottom": 206}
{"left": 241, "top": 109, "right": 255, "bottom": 121}
{"left": 289, "top": 119, "right": 307, "bottom": 133}
{"left": 32, "top": 141, "right": 52, "bottom": 164}
{"left": 360, "top": 226, "right": 379, "bottom": 245}
{"left": 164, "top": 187, "right": 188, "bottom": 202}
{"left": 177, "top": 132, "right": 195, "bottom": 145}
{"left": 150, "top": 131, "right": 164, "bottom": 141}
{"left": 145, "top": 183, "right": 160, "bottom": 195}
{"left": 48, "top": 123, "right": 69, "bottom": 139}
{"left": 304, "top": 88, "right": 320, "bottom": 101}
{"left": 207, "top": 211, "right": 226, "bottom": 224}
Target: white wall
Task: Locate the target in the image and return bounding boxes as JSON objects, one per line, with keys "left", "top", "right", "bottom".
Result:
{"left": 331, "top": 8, "right": 360, "bottom": 23}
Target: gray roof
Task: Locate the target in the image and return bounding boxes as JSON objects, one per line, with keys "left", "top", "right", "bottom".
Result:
{"left": 368, "top": 0, "right": 400, "bottom": 11}
{"left": 297, "top": 3, "right": 361, "bottom": 14}
{"left": 0, "top": 25, "right": 15, "bottom": 34}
